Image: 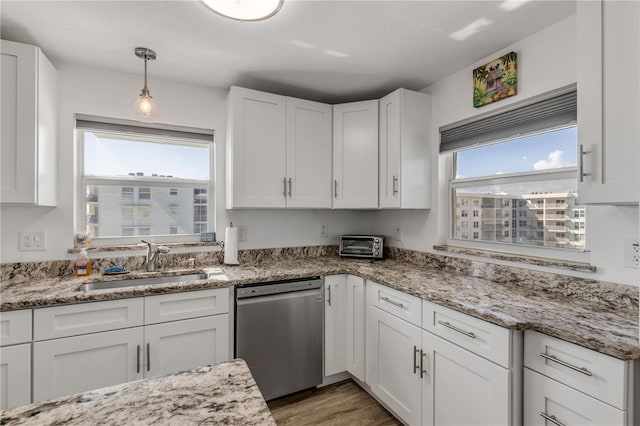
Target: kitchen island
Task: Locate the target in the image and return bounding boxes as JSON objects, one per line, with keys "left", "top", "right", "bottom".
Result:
{"left": 0, "top": 359, "right": 275, "bottom": 425}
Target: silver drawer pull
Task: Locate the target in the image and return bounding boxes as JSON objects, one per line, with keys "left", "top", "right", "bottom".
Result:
{"left": 579, "top": 144, "right": 591, "bottom": 182}
{"left": 437, "top": 320, "right": 476, "bottom": 339}
{"left": 413, "top": 346, "right": 419, "bottom": 374}
{"left": 380, "top": 296, "right": 404, "bottom": 309}
{"left": 539, "top": 353, "right": 592, "bottom": 376}
{"left": 540, "top": 412, "right": 566, "bottom": 426}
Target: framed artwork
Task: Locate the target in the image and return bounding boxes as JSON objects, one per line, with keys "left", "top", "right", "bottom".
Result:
{"left": 473, "top": 51, "right": 517, "bottom": 108}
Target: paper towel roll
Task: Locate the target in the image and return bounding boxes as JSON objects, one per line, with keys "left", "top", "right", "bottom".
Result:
{"left": 224, "top": 226, "right": 239, "bottom": 265}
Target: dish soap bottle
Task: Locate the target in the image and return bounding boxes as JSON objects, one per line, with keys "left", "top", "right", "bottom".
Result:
{"left": 75, "top": 248, "right": 92, "bottom": 277}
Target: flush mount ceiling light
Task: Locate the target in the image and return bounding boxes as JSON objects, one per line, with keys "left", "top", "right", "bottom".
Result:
{"left": 202, "top": 0, "right": 284, "bottom": 22}
{"left": 133, "top": 47, "right": 158, "bottom": 122}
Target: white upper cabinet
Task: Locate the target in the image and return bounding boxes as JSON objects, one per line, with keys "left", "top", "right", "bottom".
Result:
{"left": 1, "top": 39, "right": 57, "bottom": 206}
{"left": 226, "top": 86, "right": 287, "bottom": 208}
{"left": 226, "top": 87, "right": 332, "bottom": 208}
{"left": 286, "top": 97, "right": 332, "bottom": 208}
{"left": 333, "top": 100, "right": 379, "bottom": 209}
{"left": 379, "top": 88, "right": 431, "bottom": 209}
{"left": 577, "top": 0, "right": 639, "bottom": 204}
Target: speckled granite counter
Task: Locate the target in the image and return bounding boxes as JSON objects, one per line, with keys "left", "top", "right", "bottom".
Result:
{"left": 1, "top": 257, "right": 638, "bottom": 360}
{"left": 0, "top": 359, "right": 275, "bottom": 426}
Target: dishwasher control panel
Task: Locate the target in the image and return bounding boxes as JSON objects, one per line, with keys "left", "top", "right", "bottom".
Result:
{"left": 236, "top": 277, "right": 322, "bottom": 299}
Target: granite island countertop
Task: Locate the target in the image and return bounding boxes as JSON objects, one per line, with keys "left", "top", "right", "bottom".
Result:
{"left": 0, "top": 359, "right": 275, "bottom": 426}
{"left": 1, "top": 257, "right": 638, "bottom": 360}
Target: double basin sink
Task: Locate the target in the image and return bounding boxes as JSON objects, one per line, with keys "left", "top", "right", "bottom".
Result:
{"left": 76, "top": 273, "right": 208, "bottom": 292}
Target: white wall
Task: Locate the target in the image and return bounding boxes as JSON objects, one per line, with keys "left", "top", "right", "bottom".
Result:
{"left": 374, "top": 15, "right": 640, "bottom": 286}
{"left": 0, "top": 63, "right": 373, "bottom": 263}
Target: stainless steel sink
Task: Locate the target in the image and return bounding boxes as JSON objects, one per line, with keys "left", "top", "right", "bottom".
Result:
{"left": 76, "top": 273, "right": 208, "bottom": 292}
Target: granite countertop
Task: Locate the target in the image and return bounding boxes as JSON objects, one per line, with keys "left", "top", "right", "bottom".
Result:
{"left": 0, "top": 359, "right": 275, "bottom": 426}
{"left": 1, "top": 257, "right": 638, "bottom": 360}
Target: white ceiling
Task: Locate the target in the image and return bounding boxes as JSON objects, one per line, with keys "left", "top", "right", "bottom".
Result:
{"left": 1, "top": 0, "right": 576, "bottom": 103}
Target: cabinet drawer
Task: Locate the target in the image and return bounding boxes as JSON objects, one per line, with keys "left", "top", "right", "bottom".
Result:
{"left": 422, "top": 300, "right": 511, "bottom": 367}
{"left": 0, "top": 310, "right": 32, "bottom": 346}
{"left": 366, "top": 280, "right": 421, "bottom": 327}
{"left": 524, "top": 330, "right": 627, "bottom": 410}
{"left": 34, "top": 299, "right": 143, "bottom": 341}
{"left": 145, "top": 288, "right": 229, "bottom": 325}
{"left": 524, "top": 368, "right": 625, "bottom": 426}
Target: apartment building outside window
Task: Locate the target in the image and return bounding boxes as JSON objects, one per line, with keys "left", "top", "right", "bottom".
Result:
{"left": 442, "top": 87, "right": 586, "bottom": 253}
{"left": 77, "top": 116, "right": 214, "bottom": 244}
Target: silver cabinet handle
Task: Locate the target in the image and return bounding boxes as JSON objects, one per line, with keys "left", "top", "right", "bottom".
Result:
{"left": 136, "top": 345, "right": 140, "bottom": 374}
{"left": 437, "top": 320, "right": 476, "bottom": 339}
{"left": 327, "top": 285, "right": 331, "bottom": 306}
{"left": 539, "top": 353, "right": 592, "bottom": 376}
{"left": 420, "top": 350, "right": 427, "bottom": 379}
{"left": 540, "top": 412, "right": 566, "bottom": 426}
{"left": 579, "top": 144, "right": 591, "bottom": 182}
{"left": 147, "top": 343, "right": 151, "bottom": 372}
{"left": 392, "top": 175, "right": 398, "bottom": 195}
{"left": 380, "top": 296, "right": 404, "bottom": 309}
{"left": 334, "top": 180, "right": 338, "bottom": 198}
{"left": 288, "top": 177, "right": 292, "bottom": 197}
{"left": 283, "top": 177, "right": 287, "bottom": 197}
{"left": 413, "top": 346, "right": 419, "bottom": 374}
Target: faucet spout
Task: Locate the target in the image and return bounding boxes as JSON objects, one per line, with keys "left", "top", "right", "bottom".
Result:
{"left": 142, "top": 240, "right": 170, "bottom": 272}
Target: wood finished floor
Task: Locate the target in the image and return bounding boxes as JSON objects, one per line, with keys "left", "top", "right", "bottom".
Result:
{"left": 267, "top": 380, "right": 402, "bottom": 426}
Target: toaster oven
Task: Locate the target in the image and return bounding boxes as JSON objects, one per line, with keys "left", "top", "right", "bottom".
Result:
{"left": 339, "top": 235, "right": 384, "bottom": 259}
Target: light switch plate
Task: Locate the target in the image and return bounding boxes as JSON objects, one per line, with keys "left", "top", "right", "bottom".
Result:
{"left": 19, "top": 231, "right": 46, "bottom": 251}
{"left": 623, "top": 237, "right": 639, "bottom": 268}
{"left": 319, "top": 224, "right": 328, "bottom": 238}
{"left": 237, "top": 225, "right": 247, "bottom": 241}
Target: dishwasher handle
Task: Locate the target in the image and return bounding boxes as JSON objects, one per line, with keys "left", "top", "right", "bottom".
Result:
{"left": 236, "top": 288, "right": 323, "bottom": 305}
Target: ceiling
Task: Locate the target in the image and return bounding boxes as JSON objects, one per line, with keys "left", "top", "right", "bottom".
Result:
{"left": 1, "top": 0, "right": 576, "bottom": 103}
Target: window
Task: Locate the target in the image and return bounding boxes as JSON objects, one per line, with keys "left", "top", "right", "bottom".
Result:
{"left": 473, "top": 232, "right": 479, "bottom": 239}
{"left": 77, "top": 116, "right": 214, "bottom": 243}
{"left": 443, "top": 87, "right": 587, "bottom": 252}
{"left": 461, "top": 210, "right": 468, "bottom": 217}
{"left": 473, "top": 221, "right": 479, "bottom": 228}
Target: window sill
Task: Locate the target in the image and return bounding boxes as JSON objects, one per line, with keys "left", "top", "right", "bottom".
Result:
{"left": 67, "top": 241, "right": 221, "bottom": 254}
{"left": 433, "top": 244, "right": 596, "bottom": 273}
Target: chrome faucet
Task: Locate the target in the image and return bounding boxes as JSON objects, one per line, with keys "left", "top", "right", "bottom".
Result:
{"left": 142, "top": 240, "right": 170, "bottom": 272}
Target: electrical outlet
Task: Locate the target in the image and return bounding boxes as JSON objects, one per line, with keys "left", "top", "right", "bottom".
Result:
{"left": 319, "top": 224, "right": 328, "bottom": 238}
{"left": 394, "top": 225, "right": 402, "bottom": 242}
{"left": 623, "top": 238, "right": 639, "bottom": 269}
{"left": 19, "top": 231, "right": 46, "bottom": 251}
{"left": 237, "top": 225, "right": 247, "bottom": 241}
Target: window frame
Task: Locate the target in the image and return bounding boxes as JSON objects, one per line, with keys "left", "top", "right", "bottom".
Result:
{"left": 75, "top": 117, "right": 215, "bottom": 246}
{"left": 444, "top": 131, "right": 590, "bottom": 263}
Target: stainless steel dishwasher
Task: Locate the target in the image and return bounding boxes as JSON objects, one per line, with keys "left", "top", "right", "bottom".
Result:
{"left": 235, "top": 277, "right": 324, "bottom": 401}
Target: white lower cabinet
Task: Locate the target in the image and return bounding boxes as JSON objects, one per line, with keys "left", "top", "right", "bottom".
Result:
{"left": 366, "top": 305, "right": 422, "bottom": 425}
{"left": 422, "top": 330, "right": 510, "bottom": 426}
{"left": 324, "top": 275, "right": 366, "bottom": 381}
{"left": 33, "top": 327, "right": 143, "bottom": 402}
{"left": 144, "top": 315, "right": 229, "bottom": 378}
{"left": 31, "top": 288, "right": 231, "bottom": 403}
{"left": 0, "top": 343, "right": 31, "bottom": 409}
{"left": 524, "top": 368, "right": 625, "bottom": 426}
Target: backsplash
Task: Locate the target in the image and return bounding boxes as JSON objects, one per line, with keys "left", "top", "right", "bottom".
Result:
{"left": 1, "top": 245, "right": 636, "bottom": 309}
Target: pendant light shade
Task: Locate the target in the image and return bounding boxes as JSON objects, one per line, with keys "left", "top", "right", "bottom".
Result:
{"left": 133, "top": 47, "right": 158, "bottom": 122}
{"left": 202, "top": 0, "right": 284, "bottom": 21}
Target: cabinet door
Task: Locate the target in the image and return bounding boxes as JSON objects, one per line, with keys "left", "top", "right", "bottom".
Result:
{"left": 0, "top": 40, "right": 56, "bottom": 206}
{"left": 286, "top": 97, "right": 332, "bottom": 208}
{"left": 366, "top": 305, "right": 422, "bottom": 425}
{"left": 1, "top": 40, "right": 37, "bottom": 204}
{"left": 379, "top": 90, "right": 402, "bottom": 208}
{"left": 226, "top": 86, "right": 287, "bottom": 208}
{"left": 144, "top": 315, "right": 229, "bottom": 378}
{"left": 332, "top": 100, "right": 379, "bottom": 208}
{"left": 324, "top": 275, "right": 347, "bottom": 377}
{"left": 422, "top": 330, "right": 510, "bottom": 426}
{"left": 33, "top": 327, "right": 143, "bottom": 402}
{"left": 0, "top": 344, "right": 31, "bottom": 409}
{"left": 524, "top": 368, "right": 625, "bottom": 426}
{"left": 577, "top": 0, "right": 639, "bottom": 204}
{"left": 345, "top": 275, "right": 365, "bottom": 381}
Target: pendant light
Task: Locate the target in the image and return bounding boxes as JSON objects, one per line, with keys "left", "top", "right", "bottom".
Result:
{"left": 133, "top": 47, "right": 158, "bottom": 122}
{"left": 202, "top": 0, "right": 284, "bottom": 22}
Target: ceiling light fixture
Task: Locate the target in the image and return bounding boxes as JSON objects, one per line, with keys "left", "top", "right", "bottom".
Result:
{"left": 202, "top": 0, "right": 284, "bottom": 22}
{"left": 133, "top": 47, "right": 158, "bottom": 122}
